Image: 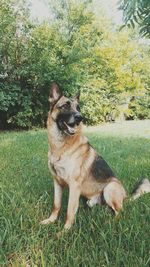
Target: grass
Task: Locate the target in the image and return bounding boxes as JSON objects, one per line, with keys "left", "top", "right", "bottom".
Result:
{"left": 0, "top": 121, "right": 150, "bottom": 267}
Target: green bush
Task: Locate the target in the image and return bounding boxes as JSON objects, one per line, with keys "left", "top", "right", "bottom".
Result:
{"left": 0, "top": 82, "right": 49, "bottom": 129}
{"left": 0, "top": 0, "right": 150, "bottom": 129}
{"left": 80, "top": 83, "right": 119, "bottom": 125}
{"left": 125, "top": 95, "right": 150, "bottom": 120}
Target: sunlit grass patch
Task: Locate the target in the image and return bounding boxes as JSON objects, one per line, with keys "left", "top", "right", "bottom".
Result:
{"left": 0, "top": 124, "right": 150, "bottom": 267}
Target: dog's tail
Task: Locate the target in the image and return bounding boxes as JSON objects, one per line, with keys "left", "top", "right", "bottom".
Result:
{"left": 130, "top": 178, "right": 150, "bottom": 200}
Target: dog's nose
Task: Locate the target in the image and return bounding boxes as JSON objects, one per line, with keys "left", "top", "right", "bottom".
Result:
{"left": 75, "top": 113, "right": 83, "bottom": 123}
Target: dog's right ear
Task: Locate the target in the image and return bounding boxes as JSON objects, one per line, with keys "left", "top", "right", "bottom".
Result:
{"left": 49, "top": 82, "right": 62, "bottom": 104}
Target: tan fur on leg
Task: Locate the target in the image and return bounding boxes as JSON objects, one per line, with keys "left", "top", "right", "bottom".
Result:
{"left": 103, "top": 181, "right": 126, "bottom": 215}
{"left": 64, "top": 182, "right": 81, "bottom": 230}
{"left": 40, "top": 179, "right": 63, "bottom": 225}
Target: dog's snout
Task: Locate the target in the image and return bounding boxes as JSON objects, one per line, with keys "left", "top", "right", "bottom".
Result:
{"left": 75, "top": 113, "right": 83, "bottom": 123}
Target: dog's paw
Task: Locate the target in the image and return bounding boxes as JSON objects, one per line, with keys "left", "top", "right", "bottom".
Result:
{"left": 40, "top": 218, "right": 52, "bottom": 225}
{"left": 56, "top": 224, "right": 71, "bottom": 238}
{"left": 87, "top": 199, "right": 93, "bottom": 207}
{"left": 40, "top": 217, "right": 56, "bottom": 225}
{"left": 40, "top": 213, "right": 58, "bottom": 225}
{"left": 64, "top": 224, "right": 71, "bottom": 230}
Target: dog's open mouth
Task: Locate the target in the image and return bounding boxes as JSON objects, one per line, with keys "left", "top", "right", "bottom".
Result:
{"left": 63, "top": 121, "right": 76, "bottom": 135}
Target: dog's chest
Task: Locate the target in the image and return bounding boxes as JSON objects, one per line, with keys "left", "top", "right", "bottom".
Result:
{"left": 48, "top": 151, "right": 78, "bottom": 182}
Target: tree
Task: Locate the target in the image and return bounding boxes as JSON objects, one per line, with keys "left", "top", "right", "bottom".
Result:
{"left": 80, "top": 25, "right": 150, "bottom": 124}
{"left": 119, "top": 0, "right": 150, "bottom": 37}
{"left": 0, "top": 0, "right": 150, "bottom": 129}
{"left": 0, "top": 0, "right": 33, "bottom": 128}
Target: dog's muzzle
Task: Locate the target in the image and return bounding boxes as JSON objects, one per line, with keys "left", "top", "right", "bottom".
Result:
{"left": 57, "top": 112, "right": 83, "bottom": 136}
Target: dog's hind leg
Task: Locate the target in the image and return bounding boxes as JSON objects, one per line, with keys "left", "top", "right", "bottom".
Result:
{"left": 103, "top": 180, "right": 126, "bottom": 215}
{"left": 40, "top": 179, "right": 63, "bottom": 225}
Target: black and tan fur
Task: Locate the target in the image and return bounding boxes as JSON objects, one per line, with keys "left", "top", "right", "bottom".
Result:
{"left": 40, "top": 82, "right": 150, "bottom": 230}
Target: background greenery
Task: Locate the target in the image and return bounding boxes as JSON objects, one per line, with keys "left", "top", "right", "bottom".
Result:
{"left": 120, "top": 0, "right": 150, "bottom": 37}
{"left": 0, "top": 122, "right": 150, "bottom": 266}
{"left": 0, "top": 0, "right": 150, "bottom": 129}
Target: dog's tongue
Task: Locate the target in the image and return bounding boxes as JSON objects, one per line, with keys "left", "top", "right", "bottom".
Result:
{"left": 68, "top": 126, "right": 75, "bottom": 134}
{"left": 64, "top": 122, "right": 75, "bottom": 134}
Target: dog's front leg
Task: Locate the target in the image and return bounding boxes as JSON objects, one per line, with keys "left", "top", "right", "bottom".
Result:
{"left": 64, "top": 182, "right": 81, "bottom": 230}
{"left": 40, "top": 178, "right": 63, "bottom": 225}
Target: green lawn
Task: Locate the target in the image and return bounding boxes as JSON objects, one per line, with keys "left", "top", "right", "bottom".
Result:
{"left": 0, "top": 122, "right": 150, "bottom": 267}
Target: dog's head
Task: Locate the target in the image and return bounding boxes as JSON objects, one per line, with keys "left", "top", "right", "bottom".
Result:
{"left": 48, "top": 82, "right": 83, "bottom": 136}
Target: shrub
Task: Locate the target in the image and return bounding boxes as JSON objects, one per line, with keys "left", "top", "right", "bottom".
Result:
{"left": 125, "top": 94, "right": 150, "bottom": 120}
{"left": 80, "top": 83, "right": 119, "bottom": 125}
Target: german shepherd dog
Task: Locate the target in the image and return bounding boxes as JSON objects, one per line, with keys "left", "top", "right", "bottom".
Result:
{"left": 40, "top": 82, "right": 150, "bottom": 230}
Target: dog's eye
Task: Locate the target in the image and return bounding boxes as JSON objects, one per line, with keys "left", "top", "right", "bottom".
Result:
{"left": 61, "top": 101, "right": 71, "bottom": 109}
{"left": 76, "top": 105, "right": 80, "bottom": 112}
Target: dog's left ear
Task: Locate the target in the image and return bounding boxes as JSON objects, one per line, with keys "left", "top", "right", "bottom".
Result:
{"left": 49, "top": 82, "right": 62, "bottom": 104}
{"left": 74, "top": 90, "right": 80, "bottom": 101}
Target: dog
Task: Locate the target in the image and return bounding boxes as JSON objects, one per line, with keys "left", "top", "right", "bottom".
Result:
{"left": 40, "top": 82, "right": 150, "bottom": 230}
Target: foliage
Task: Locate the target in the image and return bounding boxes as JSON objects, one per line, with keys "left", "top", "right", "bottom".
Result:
{"left": 80, "top": 82, "right": 119, "bottom": 125}
{"left": 0, "top": 0, "right": 35, "bottom": 128}
{"left": 126, "top": 94, "right": 150, "bottom": 120}
{"left": 80, "top": 28, "right": 150, "bottom": 124}
{"left": 0, "top": 0, "right": 150, "bottom": 129}
{"left": 120, "top": 0, "right": 150, "bottom": 37}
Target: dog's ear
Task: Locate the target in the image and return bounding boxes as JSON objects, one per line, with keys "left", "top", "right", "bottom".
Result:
{"left": 74, "top": 90, "right": 80, "bottom": 101}
{"left": 49, "top": 82, "right": 62, "bottom": 104}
